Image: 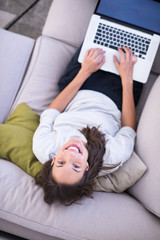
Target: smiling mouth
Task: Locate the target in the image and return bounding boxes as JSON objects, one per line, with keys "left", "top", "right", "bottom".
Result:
{"left": 66, "top": 144, "right": 82, "bottom": 154}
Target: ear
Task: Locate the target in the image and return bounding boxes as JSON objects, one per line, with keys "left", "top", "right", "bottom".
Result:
{"left": 51, "top": 157, "right": 56, "bottom": 166}
{"left": 85, "top": 162, "right": 89, "bottom": 171}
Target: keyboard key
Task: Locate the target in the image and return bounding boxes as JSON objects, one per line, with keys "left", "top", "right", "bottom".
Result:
{"left": 93, "top": 22, "right": 151, "bottom": 60}
{"left": 139, "top": 51, "right": 146, "bottom": 55}
{"left": 109, "top": 45, "right": 117, "bottom": 50}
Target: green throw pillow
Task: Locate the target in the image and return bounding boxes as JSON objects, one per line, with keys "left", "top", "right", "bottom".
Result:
{"left": 0, "top": 103, "right": 42, "bottom": 177}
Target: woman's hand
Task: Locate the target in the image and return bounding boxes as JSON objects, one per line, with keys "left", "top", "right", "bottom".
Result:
{"left": 81, "top": 48, "right": 105, "bottom": 76}
{"left": 113, "top": 46, "right": 137, "bottom": 87}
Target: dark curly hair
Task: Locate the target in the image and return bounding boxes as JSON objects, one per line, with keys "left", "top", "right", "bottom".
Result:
{"left": 35, "top": 126, "right": 106, "bottom": 206}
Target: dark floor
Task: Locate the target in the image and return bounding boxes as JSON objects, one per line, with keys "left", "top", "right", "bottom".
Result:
{"left": 0, "top": 0, "right": 53, "bottom": 39}
{"left": 0, "top": 1, "right": 53, "bottom": 238}
{"left": 0, "top": 231, "right": 27, "bottom": 240}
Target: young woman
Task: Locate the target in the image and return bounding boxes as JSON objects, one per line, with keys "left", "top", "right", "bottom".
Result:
{"left": 33, "top": 46, "right": 143, "bottom": 205}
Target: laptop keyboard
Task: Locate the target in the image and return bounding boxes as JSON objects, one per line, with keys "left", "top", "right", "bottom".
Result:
{"left": 93, "top": 23, "right": 151, "bottom": 59}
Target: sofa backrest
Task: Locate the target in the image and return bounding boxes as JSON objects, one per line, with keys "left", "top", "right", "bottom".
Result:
{"left": 42, "top": 0, "right": 98, "bottom": 48}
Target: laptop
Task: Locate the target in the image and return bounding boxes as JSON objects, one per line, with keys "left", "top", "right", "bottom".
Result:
{"left": 78, "top": 0, "right": 160, "bottom": 83}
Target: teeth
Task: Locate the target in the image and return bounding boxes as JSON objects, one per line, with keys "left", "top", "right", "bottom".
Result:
{"left": 67, "top": 146, "right": 79, "bottom": 152}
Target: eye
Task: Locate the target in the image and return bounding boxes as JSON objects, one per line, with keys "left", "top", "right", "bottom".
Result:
{"left": 73, "top": 164, "right": 80, "bottom": 169}
{"left": 58, "top": 161, "right": 65, "bottom": 165}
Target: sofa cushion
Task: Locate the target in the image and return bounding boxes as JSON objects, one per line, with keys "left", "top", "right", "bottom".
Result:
{"left": 0, "top": 103, "right": 42, "bottom": 177}
{"left": 152, "top": 45, "right": 160, "bottom": 75}
{"left": 128, "top": 75, "right": 160, "bottom": 217}
{"left": 136, "top": 72, "right": 159, "bottom": 122}
{"left": 8, "top": 36, "right": 77, "bottom": 116}
{"left": 42, "top": 0, "right": 98, "bottom": 47}
{"left": 94, "top": 151, "right": 147, "bottom": 193}
{"left": 0, "top": 159, "right": 160, "bottom": 240}
{"left": 0, "top": 28, "right": 34, "bottom": 123}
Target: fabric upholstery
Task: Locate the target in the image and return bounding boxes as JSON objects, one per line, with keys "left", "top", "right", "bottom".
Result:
{"left": 94, "top": 151, "right": 147, "bottom": 193}
{"left": 152, "top": 45, "right": 160, "bottom": 74}
{"left": 1, "top": 0, "right": 160, "bottom": 239}
{"left": 0, "top": 28, "right": 34, "bottom": 123}
{"left": 42, "top": 0, "right": 98, "bottom": 47}
{"left": 136, "top": 72, "right": 159, "bottom": 122}
{"left": 8, "top": 36, "right": 77, "bottom": 116}
{"left": 128, "top": 76, "right": 160, "bottom": 217}
{"left": 0, "top": 159, "right": 160, "bottom": 240}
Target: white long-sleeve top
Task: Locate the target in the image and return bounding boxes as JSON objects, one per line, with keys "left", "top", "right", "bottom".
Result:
{"left": 33, "top": 90, "right": 136, "bottom": 176}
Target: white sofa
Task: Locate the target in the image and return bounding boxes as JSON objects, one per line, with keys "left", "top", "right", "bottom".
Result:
{"left": 0, "top": 1, "right": 160, "bottom": 239}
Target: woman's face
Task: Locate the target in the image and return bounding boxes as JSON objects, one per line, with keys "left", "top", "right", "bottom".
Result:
{"left": 51, "top": 137, "right": 89, "bottom": 185}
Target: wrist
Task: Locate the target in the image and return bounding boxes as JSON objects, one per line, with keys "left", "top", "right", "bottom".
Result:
{"left": 122, "top": 78, "right": 133, "bottom": 90}
{"left": 80, "top": 67, "right": 92, "bottom": 79}
{"left": 122, "top": 83, "right": 133, "bottom": 92}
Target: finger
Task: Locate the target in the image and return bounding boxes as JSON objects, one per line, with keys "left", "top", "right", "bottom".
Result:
{"left": 92, "top": 48, "right": 103, "bottom": 58}
{"left": 123, "top": 46, "right": 132, "bottom": 61}
{"left": 85, "top": 49, "right": 92, "bottom": 58}
{"left": 132, "top": 54, "right": 137, "bottom": 64}
{"left": 128, "top": 47, "right": 137, "bottom": 63}
{"left": 87, "top": 48, "right": 95, "bottom": 57}
{"left": 113, "top": 55, "right": 120, "bottom": 70}
{"left": 129, "top": 47, "right": 134, "bottom": 55}
{"left": 96, "top": 50, "right": 105, "bottom": 62}
{"left": 118, "top": 48, "right": 125, "bottom": 62}
{"left": 98, "top": 55, "right": 105, "bottom": 68}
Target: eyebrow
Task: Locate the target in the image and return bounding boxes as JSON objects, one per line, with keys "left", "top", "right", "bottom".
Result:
{"left": 55, "top": 165, "right": 80, "bottom": 173}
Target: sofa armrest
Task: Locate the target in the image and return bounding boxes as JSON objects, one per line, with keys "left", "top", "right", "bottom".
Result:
{"left": 128, "top": 75, "right": 160, "bottom": 217}
{"left": 0, "top": 29, "right": 34, "bottom": 123}
{"left": 152, "top": 45, "right": 160, "bottom": 75}
{"left": 42, "top": 0, "right": 98, "bottom": 47}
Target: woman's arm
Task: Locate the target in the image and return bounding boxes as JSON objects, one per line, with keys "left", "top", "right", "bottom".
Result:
{"left": 114, "top": 47, "right": 137, "bottom": 130}
{"left": 49, "top": 48, "right": 105, "bottom": 112}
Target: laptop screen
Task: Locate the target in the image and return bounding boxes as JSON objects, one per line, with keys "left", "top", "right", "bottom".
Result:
{"left": 96, "top": 0, "right": 160, "bottom": 34}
